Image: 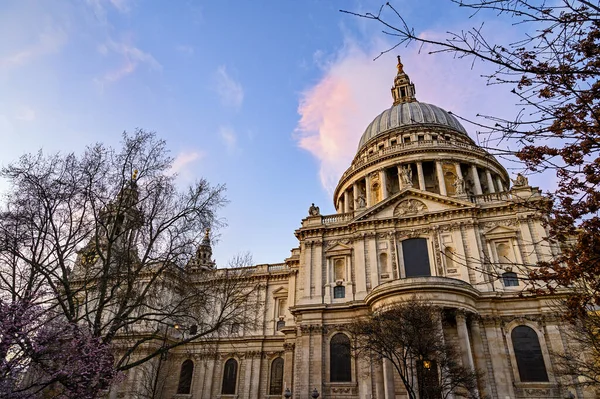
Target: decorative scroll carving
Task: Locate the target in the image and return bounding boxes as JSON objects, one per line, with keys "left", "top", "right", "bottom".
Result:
{"left": 394, "top": 199, "right": 427, "bottom": 217}
{"left": 283, "top": 343, "right": 295, "bottom": 352}
{"left": 326, "top": 239, "right": 352, "bottom": 249}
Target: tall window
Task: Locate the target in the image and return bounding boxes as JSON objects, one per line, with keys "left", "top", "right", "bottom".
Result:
{"left": 402, "top": 238, "right": 431, "bottom": 277}
{"left": 511, "top": 326, "right": 549, "bottom": 382}
{"left": 269, "top": 357, "right": 284, "bottom": 395}
{"left": 330, "top": 333, "right": 351, "bottom": 382}
{"left": 177, "top": 359, "right": 194, "bottom": 394}
{"left": 221, "top": 358, "right": 238, "bottom": 394}
{"left": 333, "top": 285, "right": 345, "bottom": 299}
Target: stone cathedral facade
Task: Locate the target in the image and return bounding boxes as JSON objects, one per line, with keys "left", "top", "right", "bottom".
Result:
{"left": 115, "top": 59, "right": 583, "bottom": 399}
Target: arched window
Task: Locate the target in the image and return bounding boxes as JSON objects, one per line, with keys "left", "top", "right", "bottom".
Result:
{"left": 502, "top": 272, "right": 519, "bottom": 287}
{"left": 221, "top": 358, "right": 238, "bottom": 394}
{"left": 511, "top": 326, "right": 549, "bottom": 382}
{"left": 330, "top": 333, "right": 351, "bottom": 382}
{"left": 177, "top": 359, "right": 194, "bottom": 394}
{"left": 269, "top": 357, "right": 284, "bottom": 395}
{"left": 402, "top": 238, "right": 431, "bottom": 277}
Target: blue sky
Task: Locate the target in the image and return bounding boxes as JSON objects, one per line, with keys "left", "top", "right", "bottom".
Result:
{"left": 0, "top": 0, "right": 537, "bottom": 265}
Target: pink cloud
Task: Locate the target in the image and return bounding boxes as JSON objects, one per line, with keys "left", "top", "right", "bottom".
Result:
{"left": 294, "top": 38, "right": 518, "bottom": 193}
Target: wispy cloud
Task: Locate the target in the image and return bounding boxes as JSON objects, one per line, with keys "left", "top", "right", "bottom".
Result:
{"left": 175, "top": 44, "right": 194, "bottom": 56}
{"left": 95, "top": 39, "right": 161, "bottom": 85}
{"left": 169, "top": 150, "right": 204, "bottom": 175}
{"left": 86, "top": 0, "right": 132, "bottom": 23}
{"left": 219, "top": 126, "right": 237, "bottom": 153}
{"left": 215, "top": 66, "right": 244, "bottom": 109}
{"left": 15, "top": 106, "right": 36, "bottom": 122}
{"left": 0, "top": 27, "right": 67, "bottom": 69}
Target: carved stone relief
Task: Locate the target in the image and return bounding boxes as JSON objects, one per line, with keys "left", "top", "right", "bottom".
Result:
{"left": 394, "top": 199, "right": 428, "bottom": 217}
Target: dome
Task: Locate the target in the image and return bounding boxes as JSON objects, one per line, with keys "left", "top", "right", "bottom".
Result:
{"left": 357, "top": 101, "right": 468, "bottom": 151}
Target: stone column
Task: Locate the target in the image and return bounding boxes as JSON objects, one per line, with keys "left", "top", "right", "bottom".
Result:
{"left": 454, "top": 162, "right": 463, "bottom": 179}
{"left": 496, "top": 176, "right": 504, "bottom": 192}
{"left": 416, "top": 161, "right": 426, "bottom": 191}
{"left": 365, "top": 174, "right": 372, "bottom": 208}
{"left": 456, "top": 311, "right": 475, "bottom": 370}
{"left": 374, "top": 360, "right": 385, "bottom": 399}
{"left": 396, "top": 165, "right": 404, "bottom": 189}
{"left": 485, "top": 170, "right": 496, "bottom": 193}
{"left": 383, "top": 358, "right": 396, "bottom": 399}
{"left": 343, "top": 190, "right": 350, "bottom": 213}
{"left": 469, "top": 318, "right": 492, "bottom": 397}
{"left": 435, "top": 161, "right": 447, "bottom": 196}
{"left": 353, "top": 183, "right": 359, "bottom": 210}
{"left": 470, "top": 165, "right": 483, "bottom": 195}
{"left": 380, "top": 169, "right": 388, "bottom": 200}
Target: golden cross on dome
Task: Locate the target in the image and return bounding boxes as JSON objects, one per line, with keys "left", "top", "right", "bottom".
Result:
{"left": 132, "top": 169, "right": 139, "bottom": 180}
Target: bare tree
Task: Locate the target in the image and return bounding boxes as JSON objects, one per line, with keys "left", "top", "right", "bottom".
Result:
{"left": 348, "top": 298, "right": 482, "bottom": 399}
{"left": 0, "top": 130, "right": 260, "bottom": 397}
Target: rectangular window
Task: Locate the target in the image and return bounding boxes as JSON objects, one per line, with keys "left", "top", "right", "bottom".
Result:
{"left": 390, "top": 139, "right": 397, "bottom": 146}
{"left": 333, "top": 285, "right": 345, "bottom": 298}
{"left": 402, "top": 238, "right": 431, "bottom": 277}
{"left": 503, "top": 272, "right": 519, "bottom": 287}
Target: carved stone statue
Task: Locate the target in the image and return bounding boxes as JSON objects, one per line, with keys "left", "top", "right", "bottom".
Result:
{"left": 356, "top": 195, "right": 366, "bottom": 209}
{"left": 511, "top": 173, "right": 529, "bottom": 188}
{"left": 453, "top": 176, "right": 466, "bottom": 195}
{"left": 308, "top": 203, "right": 320, "bottom": 216}
{"left": 400, "top": 165, "right": 413, "bottom": 187}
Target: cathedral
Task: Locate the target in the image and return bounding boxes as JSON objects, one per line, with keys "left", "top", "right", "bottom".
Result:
{"left": 114, "top": 59, "right": 582, "bottom": 399}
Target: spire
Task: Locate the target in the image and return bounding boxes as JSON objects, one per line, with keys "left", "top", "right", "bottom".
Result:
{"left": 391, "top": 56, "right": 417, "bottom": 105}
{"left": 188, "top": 228, "right": 215, "bottom": 271}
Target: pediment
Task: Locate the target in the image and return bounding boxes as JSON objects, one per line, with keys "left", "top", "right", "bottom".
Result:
{"left": 325, "top": 241, "right": 353, "bottom": 256}
{"left": 483, "top": 225, "right": 518, "bottom": 238}
{"left": 354, "top": 188, "right": 475, "bottom": 222}
{"left": 272, "top": 286, "right": 288, "bottom": 298}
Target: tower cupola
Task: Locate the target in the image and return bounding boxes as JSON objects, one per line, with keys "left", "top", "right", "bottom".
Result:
{"left": 391, "top": 56, "right": 417, "bottom": 105}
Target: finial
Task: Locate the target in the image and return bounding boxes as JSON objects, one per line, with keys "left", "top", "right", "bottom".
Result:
{"left": 132, "top": 169, "right": 139, "bottom": 180}
{"left": 396, "top": 55, "right": 404, "bottom": 73}
{"left": 204, "top": 228, "right": 210, "bottom": 239}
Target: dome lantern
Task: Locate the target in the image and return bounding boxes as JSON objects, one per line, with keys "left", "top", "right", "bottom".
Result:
{"left": 391, "top": 56, "right": 417, "bottom": 105}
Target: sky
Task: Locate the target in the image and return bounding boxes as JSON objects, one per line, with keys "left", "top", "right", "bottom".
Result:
{"left": 0, "top": 0, "right": 540, "bottom": 266}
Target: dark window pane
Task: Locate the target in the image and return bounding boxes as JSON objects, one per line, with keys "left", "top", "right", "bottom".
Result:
{"left": 402, "top": 238, "right": 431, "bottom": 277}
{"left": 502, "top": 272, "right": 519, "bottom": 287}
{"left": 177, "top": 359, "right": 194, "bottom": 394}
{"left": 221, "top": 358, "right": 238, "bottom": 394}
{"left": 333, "top": 285, "right": 345, "bottom": 298}
{"left": 511, "top": 326, "right": 549, "bottom": 382}
{"left": 330, "top": 333, "right": 351, "bottom": 382}
{"left": 277, "top": 320, "right": 285, "bottom": 331}
{"left": 269, "top": 358, "right": 284, "bottom": 395}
